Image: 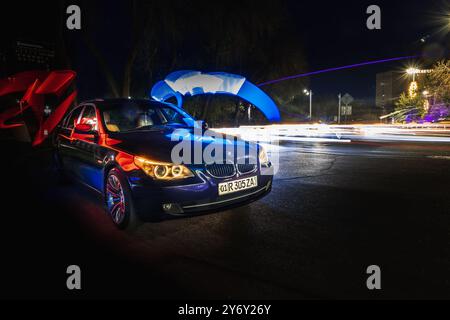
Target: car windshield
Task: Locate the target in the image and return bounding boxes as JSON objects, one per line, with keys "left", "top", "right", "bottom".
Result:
{"left": 102, "top": 100, "right": 192, "bottom": 133}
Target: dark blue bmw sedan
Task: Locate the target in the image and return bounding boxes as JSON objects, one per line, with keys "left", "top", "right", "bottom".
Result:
{"left": 55, "top": 99, "right": 273, "bottom": 230}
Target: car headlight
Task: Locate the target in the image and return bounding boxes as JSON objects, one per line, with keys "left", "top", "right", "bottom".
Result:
{"left": 134, "top": 157, "right": 194, "bottom": 180}
{"left": 259, "top": 146, "right": 270, "bottom": 167}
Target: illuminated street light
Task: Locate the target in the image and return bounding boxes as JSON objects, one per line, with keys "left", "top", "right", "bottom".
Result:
{"left": 406, "top": 68, "right": 418, "bottom": 98}
{"left": 406, "top": 67, "right": 432, "bottom": 77}
{"left": 406, "top": 67, "right": 431, "bottom": 80}
{"left": 406, "top": 67, "right": 420, "bottom": 98}
{"left": 406, "top": 67, "right": 420, "bottom": 75}
{"left": 406, "top": 67, "right": 420, "bottom": 83}
{"left": 405, "top": 67, "right": 432, "bottom": 98}
{"left": 303, "top": 89, "right": 313, "bottom": 120}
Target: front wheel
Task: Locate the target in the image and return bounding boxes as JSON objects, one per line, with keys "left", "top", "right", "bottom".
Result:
{"left": 105, "top": 168, "right": 141, "bottom": 230}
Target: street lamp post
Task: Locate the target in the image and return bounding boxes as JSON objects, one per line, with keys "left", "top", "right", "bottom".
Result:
{"left": 406, "top": 67, "right": 419, "bottom": 98}
{"left": 304, "top": 89, "right": 313, "bottom": 121}
{"left": 406, "top": 67, "right": 432, "bottom": 98}
{"left": 406, "top": 67, "right": 418, "bottom": 82}
{"left": 338, "top": 93, "right": 341, "bottom": 124}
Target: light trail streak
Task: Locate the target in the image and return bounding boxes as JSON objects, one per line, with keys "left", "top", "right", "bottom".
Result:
{"left": 214, "top": 124, "right": 450, "bottom": 144}
{"left": 257, "top": 56, "right": 418, "bottom": 87}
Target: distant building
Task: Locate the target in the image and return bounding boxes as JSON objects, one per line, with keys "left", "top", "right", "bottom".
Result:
{"left": 0, "top": 40, "right": 55, "bottom": 77}
{"left": 375, "top": 71, "right": 408, "bottom": 114}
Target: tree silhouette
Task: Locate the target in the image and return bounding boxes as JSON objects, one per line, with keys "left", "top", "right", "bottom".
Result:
{"left": 65, "top": 0, "right": 308, "bottom": 125}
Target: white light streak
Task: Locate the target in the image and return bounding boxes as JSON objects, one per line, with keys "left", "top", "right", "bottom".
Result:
{"left": 214, "top": 124, "right": 450, "bottom": 144}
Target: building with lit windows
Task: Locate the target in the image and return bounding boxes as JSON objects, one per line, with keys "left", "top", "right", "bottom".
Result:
{"left": 375, "top": 71, "right": 410, "bottom": 114}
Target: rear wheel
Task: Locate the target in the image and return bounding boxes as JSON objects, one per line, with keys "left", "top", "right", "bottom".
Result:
{"left": 105, "top": 168, "right": 141, "bottom": 230}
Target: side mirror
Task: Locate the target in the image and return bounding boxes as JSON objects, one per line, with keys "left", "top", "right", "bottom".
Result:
{"left": 75, "top": 123, "right": 94, "bottom": 134}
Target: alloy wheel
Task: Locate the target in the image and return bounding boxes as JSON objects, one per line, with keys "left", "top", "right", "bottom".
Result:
{"left": 106, "top": 174, "right": 126, "bottom": 225}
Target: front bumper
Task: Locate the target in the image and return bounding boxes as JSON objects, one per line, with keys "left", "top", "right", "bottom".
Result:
{"left": 177, "top": 179, "right": 271, "bottom": 214}
{"left": 129, "top": 171, "right": 273, "bottom": 220}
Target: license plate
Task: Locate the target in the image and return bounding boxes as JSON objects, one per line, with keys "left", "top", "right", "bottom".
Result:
{"left": 218, "top": 176, "right": 258, "bottom": 196}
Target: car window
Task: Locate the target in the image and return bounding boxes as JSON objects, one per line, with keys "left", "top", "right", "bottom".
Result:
{"left": 66, "top": 107, "right": 83, "bottom": 129}
{"left": 102, "top": 101, "right": 191, "bottom": 132}
{"left": 161, "top": 107, "right": 186, "bottom": 125}
{"left": 80, "top": 106, "right": 98, "bottom": 131}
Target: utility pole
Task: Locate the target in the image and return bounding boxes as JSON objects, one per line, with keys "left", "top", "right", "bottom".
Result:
{"left": 338, "top": 93, "right": 341, "bottom": 124}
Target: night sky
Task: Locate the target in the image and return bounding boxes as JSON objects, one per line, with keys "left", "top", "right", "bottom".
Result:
{"left": 289, "top": 0, "right": 449, "bottom": 100}
{"left": 1, "top": 0, "right": 449, "bottom": 103}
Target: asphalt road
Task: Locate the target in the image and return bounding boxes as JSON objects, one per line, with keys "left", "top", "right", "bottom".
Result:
{"left": 1, "top": 139, "right": 450, "bottom": 299}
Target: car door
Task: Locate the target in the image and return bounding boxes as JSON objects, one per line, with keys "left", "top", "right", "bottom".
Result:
{"left": 69, "top": 104, "right": 103, "bottom": 191}
{"left": 57, "top": 105, "right": 84, "bottom": 175}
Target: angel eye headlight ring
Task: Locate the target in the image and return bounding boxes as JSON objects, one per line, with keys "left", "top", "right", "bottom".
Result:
{"left": 134, "top": 157, "right": 194, "bottom": 180}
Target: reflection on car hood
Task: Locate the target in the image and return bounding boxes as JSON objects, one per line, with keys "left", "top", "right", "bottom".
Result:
{"left": 107, "top": 126, "right": 256, "bottom": 164}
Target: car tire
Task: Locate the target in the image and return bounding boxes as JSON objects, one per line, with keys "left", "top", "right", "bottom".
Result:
{"left": 105, "top": 168, "right": 141, "bottom": 231}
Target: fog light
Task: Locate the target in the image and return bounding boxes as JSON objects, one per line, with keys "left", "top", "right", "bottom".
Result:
{"left": 162, "top": 203, "right": 183, "bottom": 214}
